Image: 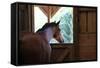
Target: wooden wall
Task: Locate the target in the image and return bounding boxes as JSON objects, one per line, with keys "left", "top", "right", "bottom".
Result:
{"left": 18, "top": 4, "right": 32, "bottom": 33}
{"left": 78, "top": 7, "right": 97, "bottom": 60}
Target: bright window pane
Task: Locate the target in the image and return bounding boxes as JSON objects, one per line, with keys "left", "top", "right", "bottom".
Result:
{"left": 34, "top": 6, "right": 47, "bottom": 32}
{"left": 50, "top": 7, "right": 73, "bottom": 43}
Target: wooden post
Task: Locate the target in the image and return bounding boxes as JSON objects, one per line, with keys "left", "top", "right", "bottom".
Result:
{"left": 48, "top": 6, "right": 51, "bottom": 23}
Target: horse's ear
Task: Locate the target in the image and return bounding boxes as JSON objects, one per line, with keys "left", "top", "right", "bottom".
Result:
{"left": 56, "top": 21, "right": 60, "bottom": 25}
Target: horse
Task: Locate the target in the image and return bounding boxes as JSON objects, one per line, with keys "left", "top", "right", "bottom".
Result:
{"left": 19, "top": 21, "right": 64, "bottom": 65}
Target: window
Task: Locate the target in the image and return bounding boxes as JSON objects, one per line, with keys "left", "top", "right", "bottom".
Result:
{"left": 34, "top": 6, "right": 73, "bottom": 43}
{"left": 50, "top": 7, "right": 73, "bottom": 43}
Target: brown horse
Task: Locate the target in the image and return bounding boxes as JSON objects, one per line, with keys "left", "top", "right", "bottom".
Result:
{"left": 19, "top": 21, "right": 64, "bottom": 65}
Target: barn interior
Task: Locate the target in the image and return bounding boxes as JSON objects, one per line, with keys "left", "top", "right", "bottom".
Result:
{"left": 18, "top": 3, "right": 97, "bottom": 63}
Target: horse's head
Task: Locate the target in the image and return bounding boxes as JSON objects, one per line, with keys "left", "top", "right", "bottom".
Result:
{"left": 36, "top": 21, "right": 64, "bottom": 43}
{"left": 52, "top": 21, "right": 64, "bottom": 43}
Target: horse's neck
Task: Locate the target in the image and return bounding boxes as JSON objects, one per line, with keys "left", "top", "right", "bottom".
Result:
{"left": 45, "top": 28, "right": 53, "bottom": 42}
{"left": 38, "top": 28, "right": 53, "bottom": 43}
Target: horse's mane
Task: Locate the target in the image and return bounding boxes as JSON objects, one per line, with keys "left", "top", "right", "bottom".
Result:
{"left": 36, "top": 21, "right": 59, "bottom": 33}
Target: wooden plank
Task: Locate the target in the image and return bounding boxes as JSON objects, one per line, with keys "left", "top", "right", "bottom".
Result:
{"left": 79, "top": 34, "right": 96, "bottom": 46}
{"left": 32, "top": 5, "right": 35, "bottom": 32}
{"left": 79, "top": 34, "right": 96, "bottom": 60}
{"left": 51, "top": 47, "right": 70, "bottom": 62}
{"left": 79, "top": 12, "right": 87, "bottom": 33}
{"left": 79, "top": 8, "right": 96, "bottom": 12}
{"left": 88, "top": 12, "right": 96, "bottom": 32}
